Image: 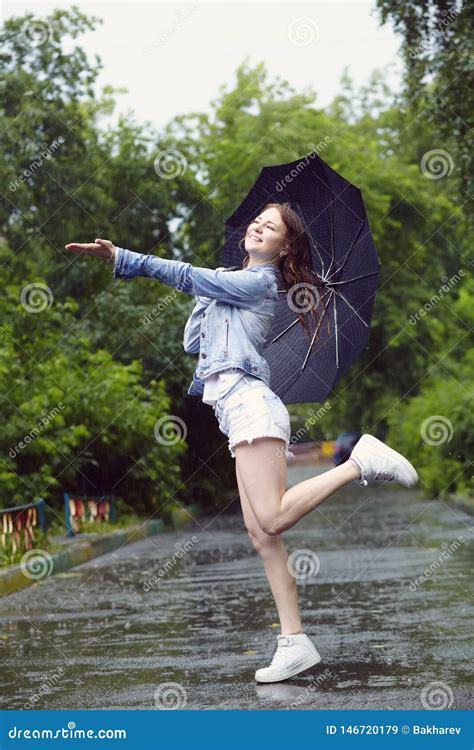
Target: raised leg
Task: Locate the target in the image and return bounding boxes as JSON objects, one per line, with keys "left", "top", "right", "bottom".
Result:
{"left": 234, "top": 437, "right": 360, "bottom": 536}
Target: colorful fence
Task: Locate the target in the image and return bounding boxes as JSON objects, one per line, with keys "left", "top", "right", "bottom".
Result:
{"left": 63, "top": 493, "right": 115, "bottom": 537}
{"left": 0, "top": 498, "right": 46, "bottom": 553}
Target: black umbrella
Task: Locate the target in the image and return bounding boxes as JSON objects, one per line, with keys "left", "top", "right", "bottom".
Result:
{"left": 221, "top": 150, "right": 381, "bottom": 405}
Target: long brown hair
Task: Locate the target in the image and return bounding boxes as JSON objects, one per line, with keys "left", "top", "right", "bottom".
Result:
{"left": 239, "top": 202, "right": 328, "bottom": 339}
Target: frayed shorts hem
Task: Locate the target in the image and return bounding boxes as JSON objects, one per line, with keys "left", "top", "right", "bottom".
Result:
{"left": 229, "top": 436, "right": 295, "bottom": 460}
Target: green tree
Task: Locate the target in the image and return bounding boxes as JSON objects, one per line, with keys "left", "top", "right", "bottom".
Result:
{"left": 375, "top": 0, "right": 473, "bottom": 216}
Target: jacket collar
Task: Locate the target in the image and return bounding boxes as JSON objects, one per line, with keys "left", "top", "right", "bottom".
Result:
{"left": 247, "top": 262, "right": 280, "bottom": 272}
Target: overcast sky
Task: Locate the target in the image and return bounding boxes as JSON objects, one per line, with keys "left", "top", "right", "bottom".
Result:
{"left": 4, "top": 1, "right": 403, "bottom": 131}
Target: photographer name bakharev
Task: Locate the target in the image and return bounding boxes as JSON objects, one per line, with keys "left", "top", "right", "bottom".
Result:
{"left": 413, "top": 726, "right": 461, "bottom": 735}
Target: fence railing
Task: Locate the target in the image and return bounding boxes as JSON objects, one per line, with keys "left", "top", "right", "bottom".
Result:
{"left": 63, "top": 493, "right": 115, "bottom": 537}
{"left": 0, "top": 498, "right": 46, "bottom": 553}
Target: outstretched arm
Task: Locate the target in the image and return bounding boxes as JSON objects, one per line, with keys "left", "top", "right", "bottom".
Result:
{"left": 64, "top": 240, "right": 272, "bottom": 310}
{"left": 112, "top": 246, "right": 271, "bottom": 309}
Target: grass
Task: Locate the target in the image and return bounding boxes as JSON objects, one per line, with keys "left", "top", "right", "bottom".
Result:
{"left": 0, "top": 513, "right": 148, "bottom": 570}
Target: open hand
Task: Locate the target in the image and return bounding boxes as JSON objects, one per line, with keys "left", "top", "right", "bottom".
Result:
{"left": 64, "top": 238, "right": 116, "bottom": 261}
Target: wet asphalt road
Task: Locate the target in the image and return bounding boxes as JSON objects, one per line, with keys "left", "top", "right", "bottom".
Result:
{"left": 0, "top": 463, "right": 472, "bottom": 710}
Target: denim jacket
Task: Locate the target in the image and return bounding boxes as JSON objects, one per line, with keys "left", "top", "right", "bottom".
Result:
{"left": 112, "top": 246, "right": 280, "bottom": 396}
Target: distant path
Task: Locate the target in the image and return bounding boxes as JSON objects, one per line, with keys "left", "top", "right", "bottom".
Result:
{"left": 0, "top": 463, "right": 472, "bottom": 709}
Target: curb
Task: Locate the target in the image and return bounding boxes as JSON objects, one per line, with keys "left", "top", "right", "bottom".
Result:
{"left": 0, "top": 519, "right": 167, "bottom": 598}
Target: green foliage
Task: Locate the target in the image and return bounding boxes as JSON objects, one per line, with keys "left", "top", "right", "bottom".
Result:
{"left": 375, "top": 0, "right": 473, "bottom": 216}
{"left": 0, "top": 266, "right": 185, "bottom": 512}
{"left": 386, "top": 270, "right": 473, "bottom": 498}
{"left": 0, "top": 7, "right": 471, "bottom": 506}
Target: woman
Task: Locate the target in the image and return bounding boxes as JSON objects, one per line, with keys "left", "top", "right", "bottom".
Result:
{"left": 65, "top": 202, "right": 418, "bottom": 683}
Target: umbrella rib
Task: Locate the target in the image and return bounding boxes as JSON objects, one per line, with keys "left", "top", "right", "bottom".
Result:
{"left": 270, "top": 316, "right": 300, "bottom": 343}
{"left": 270, "top": 290, "right": 331, "bottom": 343}
{"left": 332, "top": 289, "right": 339, "bottom": 370}
{"left": 301, "top": 294, "right": 332, "bottom": 371}
{"left": 325, "top": 195, "right": 336, "bottom": 280}
{"left": 295, "top": 199, "right": 326, "bottom": 278}
{"left": 332, "top": 288, "right": 369, "bottom": 327}
{"left": 328, "top": 270, "right": 380, "bottom": 286}
{"left": 327, "top": 220, "right": 365, "bottom": 283}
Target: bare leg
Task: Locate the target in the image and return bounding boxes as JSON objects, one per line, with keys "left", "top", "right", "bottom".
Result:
{"left": 234, "top": 437, "right": 360, "bottom": 536}
{"left": 235, "top": 461, "right": 304, "bottom": 635}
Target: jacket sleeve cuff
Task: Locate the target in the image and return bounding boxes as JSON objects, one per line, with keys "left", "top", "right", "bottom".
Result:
{"left": 111, "top": 246, "right": 127, "bottom": 279}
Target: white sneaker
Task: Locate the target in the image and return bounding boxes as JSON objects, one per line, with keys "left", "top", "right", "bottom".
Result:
{"left": 350, "top": 434, "right": 419, "bottom": 488}
{"left": 254, "top": 633, "right": 322, "bottom": 683}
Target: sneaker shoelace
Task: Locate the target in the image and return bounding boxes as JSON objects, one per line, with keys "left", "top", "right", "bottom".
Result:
{"left": 351, "top": 455, "right": 394, "bottom": 485}
{"left": 372, "top": 469, "right": 394, "bottom": 481}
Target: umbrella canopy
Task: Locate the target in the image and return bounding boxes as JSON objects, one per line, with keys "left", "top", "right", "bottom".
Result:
{"left": 222, "top": 150, "right": 381, "bottom": 405}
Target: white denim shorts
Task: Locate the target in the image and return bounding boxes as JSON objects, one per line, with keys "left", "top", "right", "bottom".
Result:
{"left": 213, "top": 378, "right": 294, "bottom": 459}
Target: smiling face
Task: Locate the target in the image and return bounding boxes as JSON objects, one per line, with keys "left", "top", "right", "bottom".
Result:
{"left": 244, "top": 206, "right": 288, "bottom": 267}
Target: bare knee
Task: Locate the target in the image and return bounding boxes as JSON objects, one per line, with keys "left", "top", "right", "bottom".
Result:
{"left": 249, "top": 501, "right": 285, "bottom": 536}
{"left": 255, "top": 511, "right": 289, "bottom": 536}
{"left": 247, "top": 526, "right": 281, "bottom": 554}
